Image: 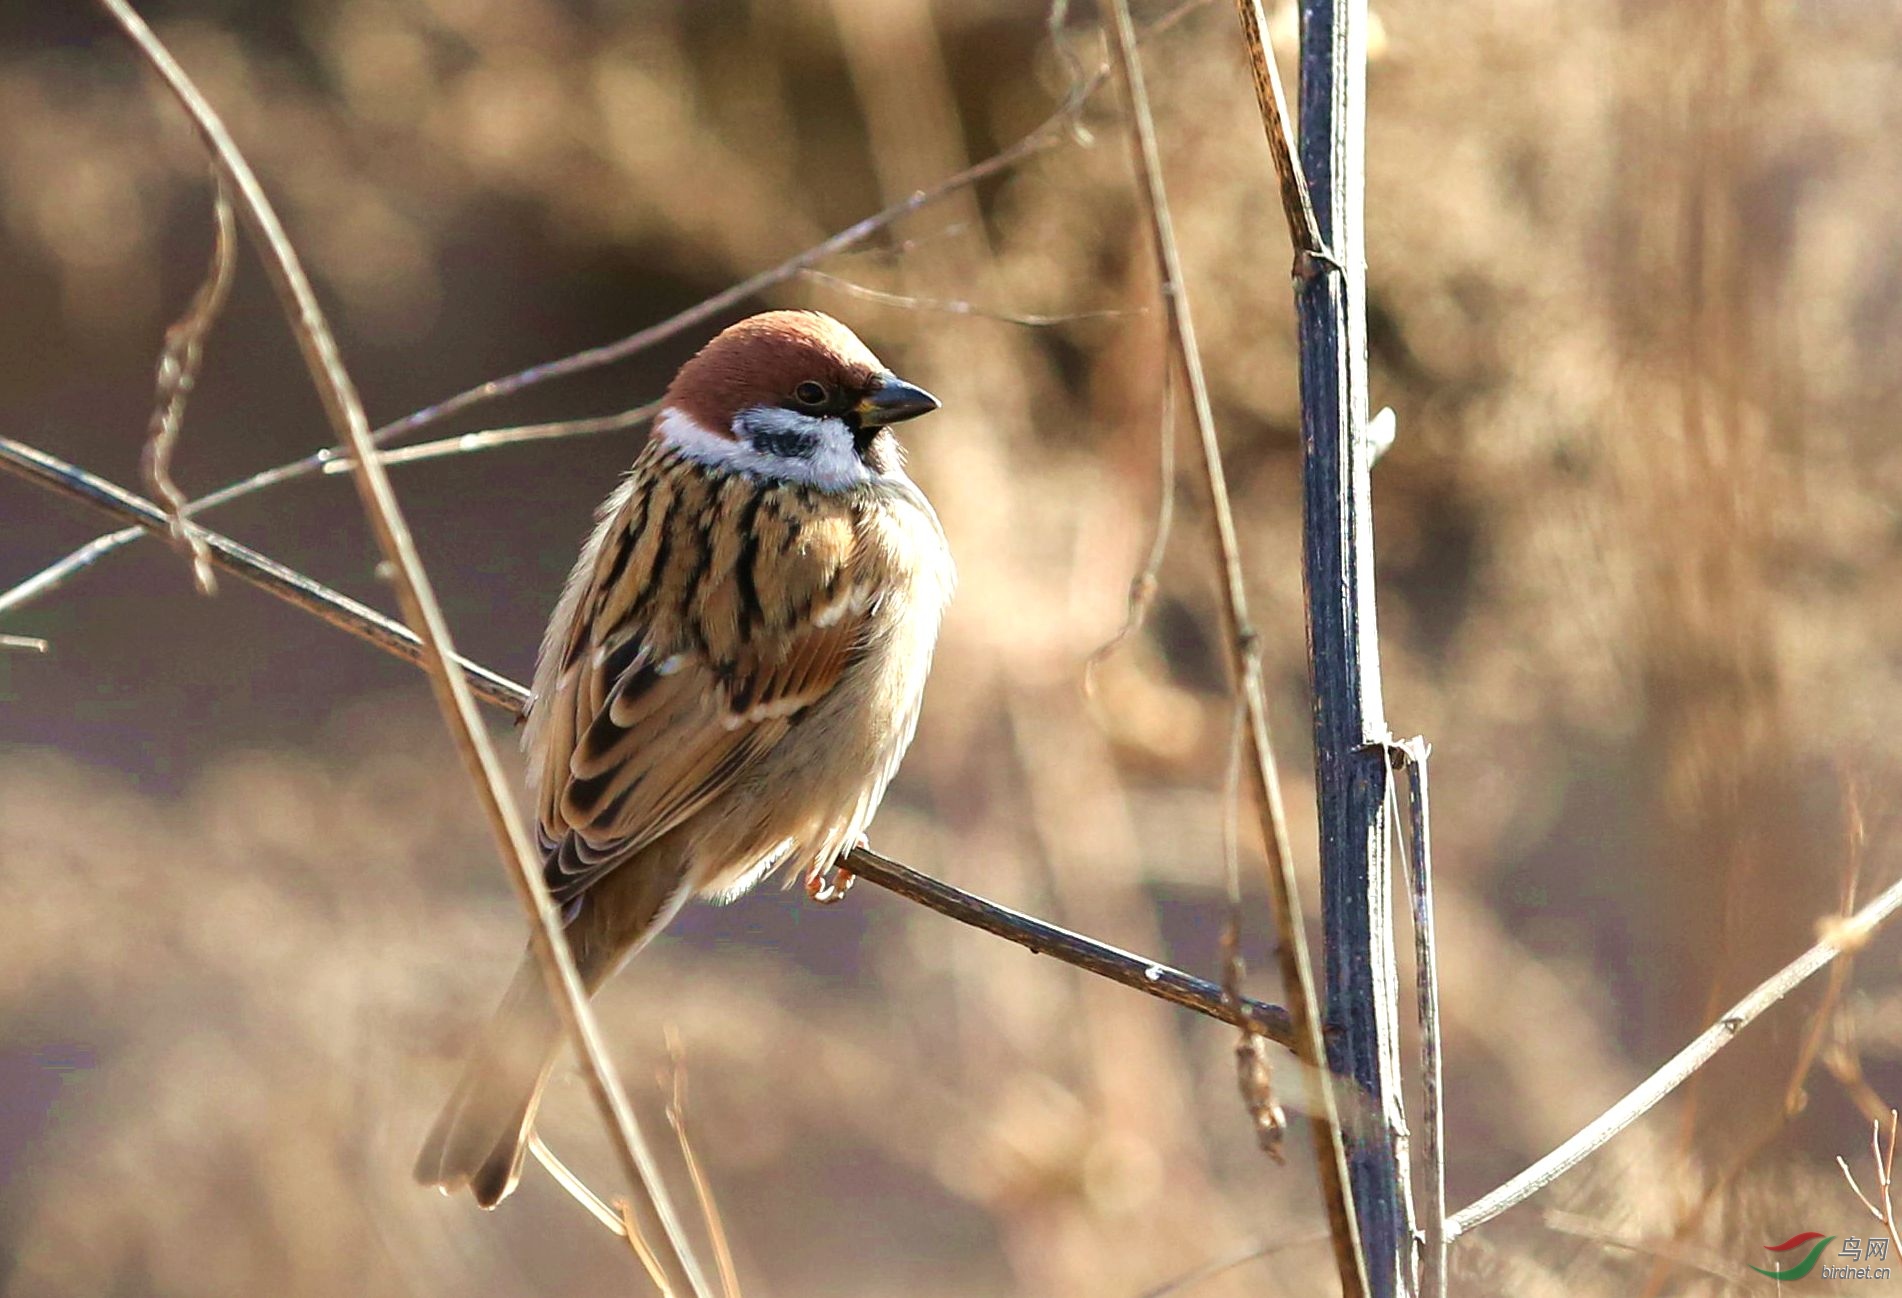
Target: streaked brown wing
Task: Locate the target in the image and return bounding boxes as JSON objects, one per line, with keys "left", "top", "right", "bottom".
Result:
{"left": 530, "top": 461, "right": 873, "bottom": 906}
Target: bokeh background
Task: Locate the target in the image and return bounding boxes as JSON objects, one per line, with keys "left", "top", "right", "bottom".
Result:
{"left": 4, "top": 1, "right": 1901, "bottom": 1294}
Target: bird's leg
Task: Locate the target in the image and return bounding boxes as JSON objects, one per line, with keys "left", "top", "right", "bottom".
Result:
{"left": 804, "top": 839, "right": 862, "bottom": 905}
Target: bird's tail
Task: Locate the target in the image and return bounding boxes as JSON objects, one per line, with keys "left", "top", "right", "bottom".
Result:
{"left": 416, "top": 838, "right": 695, "bottom": 1208}
{"left": 414, "top": 956, "right": 563, "bottom": 1207}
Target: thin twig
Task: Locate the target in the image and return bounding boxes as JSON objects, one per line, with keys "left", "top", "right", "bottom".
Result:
{"left": 0, "top": 0, "right": 1215, "bottom": 622}
{"left": 849, "top": 841, "right": 1294, "bottom": 1039}
{"left": 4, "top": 402, "right": 653, "bottom": 630}
{"left": 1836, "top": 1111, "right": 1898, "bottom": 1236}
{"left": 524, "top": 1137, "right": 678, "bottom": 1298}
{"left": 140, "top": 170, "right": 236, "bottom": 596}
{"left": 1218, "top": 696, "right": 1287, "bottom": 1160}
{"left": 1084, "top": 352, "right": 1177, "bottom": 687}
{"left": 529, "top": 1135, "right": 632, "bottom": 1238}
{"left": 0, "top": 437, "right": 528, "bottom": 709}
{"left": 798, "top": 268, "right": 1137, "bottom": 328}
{"left": 1825, "top": 1045, "right": 1897, "bottom": 1125}
{"left": 830, "top": 221, "right": 974, "bottom": 263}
{"left": 1885, "top": 1112, "right": 1898, "bottom": 1229}
{"left": 1135, "top": 1231, "right": 1334, "bottom": 1298}
{"left": 1229, "top": 0, "right": 1328, "bottom": 264}
{"left": 1103, "top": 1, "right": 1367, "bottom": 1291}
{"left": 94, "top": 6, "right": 713, "bottom": 1293}
{"left": 0, "top": 434, "right": 1299, "bottom": 1046}
{"left": 1391, "top": 739, "right": 1445, "bottom": 1298}
{"left": 322, "top": 404, "right": 661, "bottom": 474}
{"left": 1448, "top": 873, "right": 1902, "bottom": 1239}
{"left": 1537, "top": 1211, "right": 1750, "bottom": 1286}
{"left": 614, "top": 1205, "right": 679, "bottom": 1298}
{"left": 1785, "top": 787, "right": 1866, "bottom": 1116}
{"left": 663, "top": 1034, "right": 743, "bottom": 1298}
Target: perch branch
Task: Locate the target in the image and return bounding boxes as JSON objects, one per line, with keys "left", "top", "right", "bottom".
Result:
{"left": 0, "top": 436, "right": 1296, "bottom": 1048}
{"left": 1104, "top": 0, "right": 1366, "bottom": 1291}
{"left": 1448, "top": 873, "right": 1902, "bottom": 1239}
{"left": 94, "top": 5, "right": 714, "bottom": 1293}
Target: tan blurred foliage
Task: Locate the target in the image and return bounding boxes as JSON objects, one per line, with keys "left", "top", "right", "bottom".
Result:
{"left": 3, "top": 1, "right": 1901, "bottom": 1295}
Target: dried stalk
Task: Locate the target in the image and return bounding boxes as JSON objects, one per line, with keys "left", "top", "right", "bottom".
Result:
{"left": 0, "top": 435, "right": 1297, "bottom": 1048}
{"left": 1835, "top": 1111, "right": 1898, "bottom": 1237}
{"left": 1289, "top": 2, "right": 1412, "bottom": 1290}
{"left": 1102, "top": 0, "right": 1367, "bottom": 1291}
{"left": 1228, "top": 0, "right": 1328, "bottom": 264}
{"left": 1449, "top": 872, "right": 1902, "bottom": 1238}
{"left": 321, "top": 404, "right": 661, "bottom": 474}
{"left": 529, "top": 1135, "right": 636, "bottom": 1239}
{"left": 1390, "top": 740, "right": 1444, "bottom": 1298}
{"left": 663, "top": 1037, "right": 743, "bottom": 1298}
{"left": 140, "top": 171, "right": 235, "bottom": 596}
{"left": 1083, "top": 355, "right": 1177, "bottom": 684}
{"left": 1536, "top": 1211, "right": 1750, "bottom": 1286}
{"left": 93, "top": 4, "right": 713, "bottom": 1293}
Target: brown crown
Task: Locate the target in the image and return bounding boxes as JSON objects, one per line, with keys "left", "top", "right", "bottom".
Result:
{"left": 663, "top": 311, "right": 887, "bottom": 436}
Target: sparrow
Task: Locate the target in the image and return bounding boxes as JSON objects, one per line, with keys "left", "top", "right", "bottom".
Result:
{"left": 416, "top": 310, "right": 954, "bottom": 1207}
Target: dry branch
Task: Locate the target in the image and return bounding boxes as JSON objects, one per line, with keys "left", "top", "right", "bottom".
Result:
{"left": 93, "top": 4, "right": 713, "bottom": 1293}
{"left": 0, "top": 435, "right": 1296, "bottom": 1048}
{"left": 1448, "top": 872, "right": 1902, "bottom": 1238}
{"left": 1103, "top": 0, "right": 1366, "bottom": 1291}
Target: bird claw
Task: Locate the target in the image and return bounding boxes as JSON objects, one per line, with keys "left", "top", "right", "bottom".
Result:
{"left": 804, "top": 846, "right": 861, "bottom": 906}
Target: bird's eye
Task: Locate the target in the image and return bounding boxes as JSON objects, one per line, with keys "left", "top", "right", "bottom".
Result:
{"left": 793, "top": 380, "right": 830, "bottom": 409}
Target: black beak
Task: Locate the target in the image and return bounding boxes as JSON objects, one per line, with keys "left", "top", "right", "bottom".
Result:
{"left": 856, "top": 376, "right": 941, "bottom": 427}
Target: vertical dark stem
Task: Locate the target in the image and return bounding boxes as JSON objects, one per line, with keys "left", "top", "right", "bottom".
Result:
{"left": 1295, "top": 0, "right": 1414, "bottom": 1294}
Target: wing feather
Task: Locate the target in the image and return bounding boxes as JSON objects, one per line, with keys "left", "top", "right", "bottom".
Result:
{"left": 527, "top": 453, "right": 873, "bottom": 906}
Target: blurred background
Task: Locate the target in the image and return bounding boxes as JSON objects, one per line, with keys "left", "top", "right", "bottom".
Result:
{"left": 3, "top": 1, "right": 1901, "bottom": 1294}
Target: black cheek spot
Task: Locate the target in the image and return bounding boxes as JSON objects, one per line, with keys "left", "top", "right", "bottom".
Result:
{"left": 753, "top": 427, "right": 820, "bottom": 459}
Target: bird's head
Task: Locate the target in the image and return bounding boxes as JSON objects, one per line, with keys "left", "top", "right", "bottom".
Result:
{"left": 658, "top": 311, "right": 940, "bottom": 488}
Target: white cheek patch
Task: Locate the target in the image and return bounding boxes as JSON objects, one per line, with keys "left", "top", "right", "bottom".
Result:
{"left": 657, "top": 406, "right": 872, "bottom": 491}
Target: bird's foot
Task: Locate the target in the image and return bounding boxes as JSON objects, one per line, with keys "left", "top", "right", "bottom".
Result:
{"left": 804, "top": 841, "right": 863, "bottom": 905}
